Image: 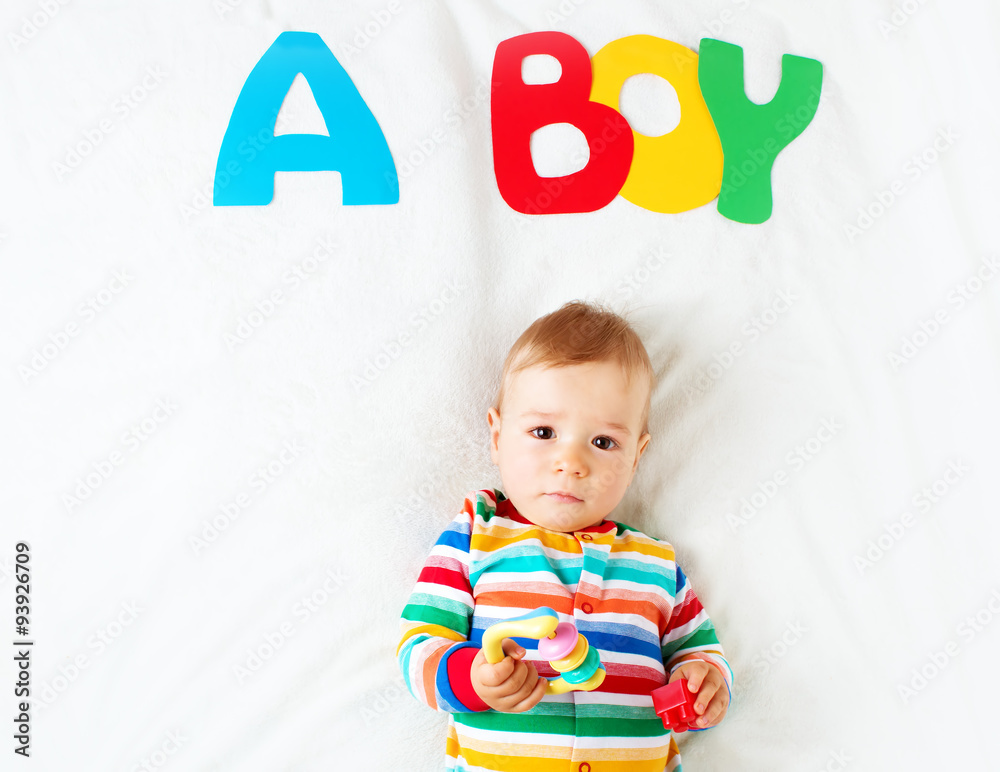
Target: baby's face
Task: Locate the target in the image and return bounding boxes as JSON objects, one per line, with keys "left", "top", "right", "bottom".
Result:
{"left": 488, "top": 360, "right": 651, "bottom": 532}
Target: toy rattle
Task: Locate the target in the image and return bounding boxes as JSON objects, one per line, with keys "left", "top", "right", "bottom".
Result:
{"left": 651, "top": 678, "right": 701, "bottom": 733}
{"left": 481, "top": 607, "right": 606, "bottom": 695}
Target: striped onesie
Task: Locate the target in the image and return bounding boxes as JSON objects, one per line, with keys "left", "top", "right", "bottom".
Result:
{"left": 397, "top": 489, "right": 733, "bottom": 772}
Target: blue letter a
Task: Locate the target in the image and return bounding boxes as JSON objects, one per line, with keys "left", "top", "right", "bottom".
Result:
{"left": 214, "top": 31, "right": 398, "bottom": 206}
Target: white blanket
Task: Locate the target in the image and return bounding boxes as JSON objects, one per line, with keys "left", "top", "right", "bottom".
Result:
{"left": 3, "top": 0, "right": 998, "bottom": 769}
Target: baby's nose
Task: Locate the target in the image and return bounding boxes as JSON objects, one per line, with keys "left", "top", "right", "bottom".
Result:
{"left": 554, "top": 445, "right": 589, "bottom": 475}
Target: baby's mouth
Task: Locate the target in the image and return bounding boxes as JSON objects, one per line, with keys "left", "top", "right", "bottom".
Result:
{"left": 546, "top": 492, "right": 583, "bottom": 503}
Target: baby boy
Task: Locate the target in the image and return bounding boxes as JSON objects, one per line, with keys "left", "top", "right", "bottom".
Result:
{"left": 397, "top": 300, "right": 733, "bottom": 771}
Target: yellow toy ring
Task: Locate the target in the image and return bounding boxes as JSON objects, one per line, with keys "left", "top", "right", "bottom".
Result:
{"left": 481, "top": 607, "right": 606, "bottom": 696}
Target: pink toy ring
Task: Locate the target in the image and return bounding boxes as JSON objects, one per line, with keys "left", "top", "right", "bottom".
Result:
{"left": 537, "top": 622, "right": 578, "bottom": 661}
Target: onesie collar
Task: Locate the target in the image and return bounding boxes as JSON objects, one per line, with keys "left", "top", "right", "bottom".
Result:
{"left": 497, "top": 497, "right": 618, "bottom": 535}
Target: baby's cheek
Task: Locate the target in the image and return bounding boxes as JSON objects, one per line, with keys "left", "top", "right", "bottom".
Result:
{"left": 511, "top": 454, "right": 540, "bottom": 485}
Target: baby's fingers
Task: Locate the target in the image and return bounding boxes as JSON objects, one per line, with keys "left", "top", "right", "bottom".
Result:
{"left": 692, "top": 680, "right": 720, "bottom": 717}
{"left": 682, "top": 661, "right": 713, "bottom": 692}
{"left": 693, "top": 691, "right": 728, "bottom": 728}
{"left": 506, "top": 664, "right": 548, "bottom": 713}
{"left": 475, "top": 639, "right": 524, "bottom": 686}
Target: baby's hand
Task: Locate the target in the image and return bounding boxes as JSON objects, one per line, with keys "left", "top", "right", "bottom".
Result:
{"left": 667, "top": 660, "right": 730, "bottom": 729}
{"left": 471, "top": 638, "right": 548, "bottom": 713}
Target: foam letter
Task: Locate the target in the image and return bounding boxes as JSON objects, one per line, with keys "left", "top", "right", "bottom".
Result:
{"left": 491, "top": 31, "right": 634, "bottom": 214}
{"left": 214, "top": 31, "right": 398, "bottom": 206}
{"left": 698, "top": 38, "right": 823, "bottom": 224}
{"left": 590, "top": 35, "right": 723, "bottom": 213}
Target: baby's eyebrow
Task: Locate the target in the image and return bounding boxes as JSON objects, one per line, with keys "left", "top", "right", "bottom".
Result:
{"left": 520, "top": 410, "right": 632, "bottom": 437}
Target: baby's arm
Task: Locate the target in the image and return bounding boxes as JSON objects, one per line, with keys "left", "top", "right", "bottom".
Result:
{"left": 397, "top": 507, "right": 491, "bottom": 713}
{"left": 660, "top": 563, "right": 734, "bottom": 728}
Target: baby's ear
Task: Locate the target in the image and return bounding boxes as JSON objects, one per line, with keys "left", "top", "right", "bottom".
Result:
{"left": 636, "top": 432, "right": 651, "bottom": 462}
{"left": 487, "top": 408, "right": 501, "bottom": 460}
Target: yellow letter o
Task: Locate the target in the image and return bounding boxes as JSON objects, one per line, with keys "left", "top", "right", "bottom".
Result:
{"left": 590, "top": 35, "right": 723, "bottom": 213}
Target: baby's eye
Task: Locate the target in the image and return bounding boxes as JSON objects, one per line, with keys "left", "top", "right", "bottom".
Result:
{"left": 529, "top": 426, "right": 554, "bottom": 440}
{"left": 593, "top": 436, "right": 617, "bottom": 450}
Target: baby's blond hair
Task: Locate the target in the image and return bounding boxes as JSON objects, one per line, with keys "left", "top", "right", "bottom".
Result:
{"left": 493, "top": 300, "right": 654, "bottom": 437}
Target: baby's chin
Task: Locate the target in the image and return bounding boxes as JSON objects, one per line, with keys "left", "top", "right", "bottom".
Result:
{"left": 520, "top": 497, "right": 607, "bottom": 532}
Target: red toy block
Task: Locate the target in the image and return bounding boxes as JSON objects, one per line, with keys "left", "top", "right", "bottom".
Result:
{"left": 651, "top": 678, "right": 699, "bottom": 732}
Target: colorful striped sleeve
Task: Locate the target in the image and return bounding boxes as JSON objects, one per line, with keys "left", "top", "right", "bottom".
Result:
{"left": 396, "top": 504, "right": 490, "bottom": 713}
{"left": 660, "top": 563, "right": 734, "bottom": 704}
